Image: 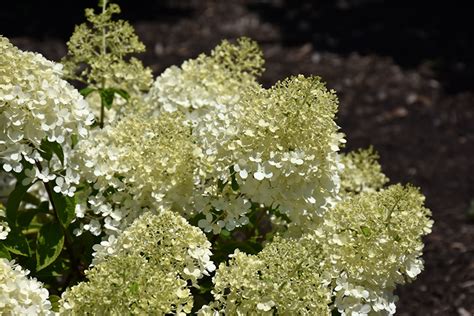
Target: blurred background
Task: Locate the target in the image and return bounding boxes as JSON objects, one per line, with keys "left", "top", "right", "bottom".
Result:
{"left": 2, "top": 1, "right": 473, "bottom": 314}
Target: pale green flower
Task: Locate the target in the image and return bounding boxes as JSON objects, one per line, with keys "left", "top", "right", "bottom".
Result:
{"left": 147, "top": 37, "right": 263, "bottom": 117}
{"left": 200, "top": 236, "right": 331, "bottom": 315}
{"left": 314, "top": 184, "right": 433, "bottom": 315}
{"left": 62, "top": 0, "right": 153, "bottom": 124}
{"left": 194, "top": 75, "right": 345, "bottom": 235}
{"left": 61, "top": 209, "right": 215, "bottom": 315}
{"left": 339, "top": 147, "right": 389, "bottom": 197}
{"left": 73, "top": 111, "right": 198, "bottom": 235}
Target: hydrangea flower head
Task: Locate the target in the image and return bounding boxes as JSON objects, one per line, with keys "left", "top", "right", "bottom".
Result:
{"left": 200, "top": 236, "right": 331, "bottom": 315}
{"left": 314, "top": 184, "right": 433, "bottom": 315}
{"left": 61, "top": 209, "right": 215, "bottom": 314}
{"left": 147, "top": 37, "right": 264, "bottom": 116}
{"left": 0, "top": 36, "right": 93, "bottom": 195}
{"left": 61, "top": 0, "right": 153, "bottom": 123}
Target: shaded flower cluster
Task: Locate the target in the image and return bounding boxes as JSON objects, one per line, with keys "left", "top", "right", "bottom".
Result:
{"left": 0, "top": 258, "right": 52, "bottom": 315}
{"left": 61, "top": 209, "right": 215, "bottom": 315}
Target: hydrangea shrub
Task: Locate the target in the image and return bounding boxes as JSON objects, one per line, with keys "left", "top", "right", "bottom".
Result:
{"left": 0, "top": 1, "right": 433, "bottom": 315}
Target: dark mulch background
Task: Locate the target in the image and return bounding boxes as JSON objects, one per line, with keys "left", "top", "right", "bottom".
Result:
{"left": 2, "top": 1, "right": 473, "bottom": 314}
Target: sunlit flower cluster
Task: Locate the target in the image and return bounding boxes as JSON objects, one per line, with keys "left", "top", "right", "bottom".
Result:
{"left": 73, "top": 111, "right": 198, "bottom": 235}
{"left": 313, "top": 184, "right": 433, "bottom": 315}
{"left": 192, "top": 75, "right": 345, "bottom": 234}
{"left": 62, "top": 1, "right": 153, "bottom": 123}
{"left": 61, "top": 209, "right": 215, "bottom": 315}
{"left": 146, "top": 37, "right": 263, "bottom": 118}
{"left": 0, "top": 36, "right": 94, "bottom": 196}
{"left": 200, "top": 237, "right": 332, "bottom": 315}
{"left": 0, "top": 258, "right": 52, "bottom": 315}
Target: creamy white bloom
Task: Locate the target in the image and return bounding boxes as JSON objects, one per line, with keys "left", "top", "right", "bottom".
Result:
{"left": 0, "top": 258, "right": 52, "bottom": 315}
{"left": 0, "top": 36, "right": 93, "bottom": 197}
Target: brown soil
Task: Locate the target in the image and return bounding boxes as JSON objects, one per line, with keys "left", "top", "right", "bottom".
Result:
{"left": 7, "top": 1, "right": 474, "bottom": 314}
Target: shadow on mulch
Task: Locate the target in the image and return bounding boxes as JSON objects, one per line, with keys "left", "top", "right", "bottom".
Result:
{"left": 2, "top": 1, "right": 474, "bottom": 315}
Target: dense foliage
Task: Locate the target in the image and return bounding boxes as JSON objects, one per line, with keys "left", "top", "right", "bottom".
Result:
{"left": 0, "top": 1, "right": 432, "bottom": 315}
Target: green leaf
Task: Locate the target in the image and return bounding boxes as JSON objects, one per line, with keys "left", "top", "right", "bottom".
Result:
{"left": 51, "top": 192, "right": 76, "bottom": 228}
{"left": 22, "top": 192, "right": 42, "bottom": 206}
{"left": 49, "top": 295, "right": 61, "bottom": 312}
{"left": 6, "top": 176, "right": 33, "bottom": 224}
{"left": 80, "top": 87, "right": 96, "bottom": 97}
{"left": 40, "top": 140, "right": 64, "bottom": 166}
{"left": 0, "top": 242, "right": 11, "bottom": 260}
{"left": 71, "top": 134, "right": 79, "bottom": 148}
{"left": 112, "top": 88, "right": 130, "bottom": 101}
{"left": 17, "top": 201, "right": 50, "bottom": 227}
{"left": 4, "top": 227, "right": 30, "bottom": 256}
{"left": 361, "top": 226, "right": 371, "bottom": 237}
{"left": 99, "top": 88, "right": 115, "bottom": 110}
{"left": 36, "top": 221, "right": 64, "bottom": 271}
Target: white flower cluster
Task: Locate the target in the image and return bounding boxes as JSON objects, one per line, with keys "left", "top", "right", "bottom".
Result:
{"left": 0, "top": 36, "right": 94, "bottom": 196}
{"left": 146, "top": 37, "right": 263, "bottom": 119}
{"left": 191, "top": 76, "right": 345, "bottom": 234}
{"left": 0, "top": 258, "right": 52, "bottom": 315}
{"left": 72, "top": 112, "right": 198, "bottom": 236}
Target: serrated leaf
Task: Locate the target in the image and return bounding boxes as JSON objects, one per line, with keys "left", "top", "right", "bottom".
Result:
{"left": 40, "top": 140, "right": 64, "bottom": 166}
{"left": 36, "top": 221, "right": 64, "bottom": 271}
{"left": 80, "top": 87, "right": 96, "bottom": 97}
{"left": 4, "top": 227, "right": 30, "bottom": 256}
{"left": 51, "top": 192, "right": 76, "bottom": 228}
{"left": 0, "top": 243, "right": 11, "bottom": 260}
{"left": 99, "top": 88, "right": 115, "bottom": 110}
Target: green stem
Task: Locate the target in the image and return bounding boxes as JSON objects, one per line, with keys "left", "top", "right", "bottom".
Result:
{"left": 99, "top": 0, "right": 107, "bottom": 129}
